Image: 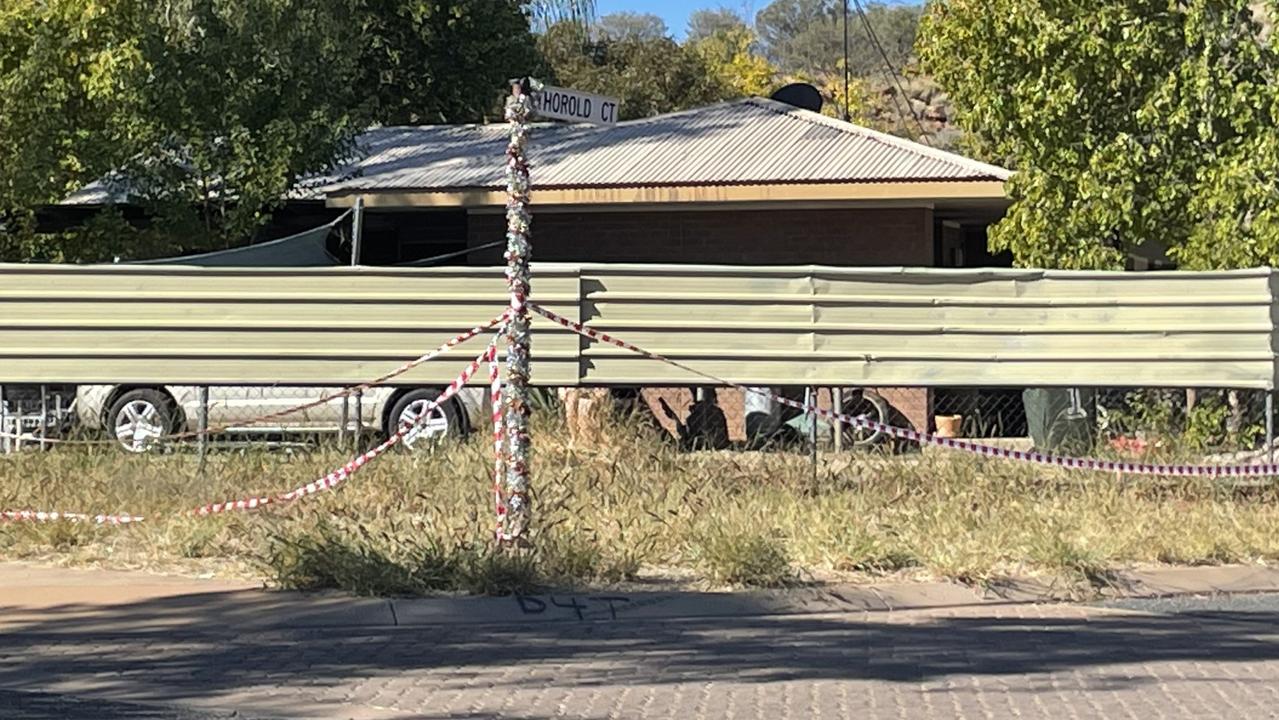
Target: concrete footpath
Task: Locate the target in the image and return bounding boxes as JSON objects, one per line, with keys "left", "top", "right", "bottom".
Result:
{"left": 7, "top": 562, "right": 1279, "bottom": 719}
{"left": 5, "top": 561, "right": 1279, "bottom": 632}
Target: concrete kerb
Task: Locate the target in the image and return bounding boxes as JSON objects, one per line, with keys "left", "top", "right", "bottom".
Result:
{"left": 4, "top": 562, "right": 1279, "bottom": 634}
{"left": 390, "top": 580, "right": 983, "bottom": 627}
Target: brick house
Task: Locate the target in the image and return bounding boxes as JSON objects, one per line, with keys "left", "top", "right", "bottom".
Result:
{"left": 56, "top": 96, "right": 1014, "bottom": 436}
{"left": 60, "top": 96, "right": 1011, "bottom": 271}
{"left": 311, "top": 97, "right": 1011, "bottom": 268}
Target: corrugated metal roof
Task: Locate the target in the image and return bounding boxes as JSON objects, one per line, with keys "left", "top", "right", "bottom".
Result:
{"left": 314, "top": 97, "right": 1009, "bottom": 195}
{"left": 61, "top": 98, "right": 1009, "bottom": 205}
{"left": 60, "top": 98, "right": 1012, "bottom": 207}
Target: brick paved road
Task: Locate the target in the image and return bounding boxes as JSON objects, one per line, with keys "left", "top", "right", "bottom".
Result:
{"left": 5, "top": 597, "right": 1279, "bottom": 719}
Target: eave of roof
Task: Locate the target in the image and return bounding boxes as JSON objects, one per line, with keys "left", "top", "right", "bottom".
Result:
{"left": 326, "top": 180, "right": 1009, "bottom": 209}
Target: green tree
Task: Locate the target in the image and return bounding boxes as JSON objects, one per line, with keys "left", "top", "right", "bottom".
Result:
{"left": 689, "top": 22, "right": 780, "bottom": 98}
{"left": 355, "top": 0, "right": 541, "bottom": 125}
{"left": 755, "top": 0, "right": 920, "bottom": 79}
{"left": 0, "top": 0, "right": 545, "bottom": 262}
{"left": 0, "top": 0, "right": 142, "bottom": 255}
{"left": 687, "top": 7, "right": 747, "bottom": 41}
{"left": 120, "top": 0, "right": 368, "bottom": 250}
{"left": 755, "top": 0, "right": 839, "bottom": 76}
{"left": 919, "top": 0, "right": 1279, "bottom": 270}
{"left": 595, "top": 11, "right": 667, "bottom": 41}
{"left": 537, "top": 21, "right": 730, "bottom": 120}
{"left": 0, "top": 0, "right": 367, "bottom": 261}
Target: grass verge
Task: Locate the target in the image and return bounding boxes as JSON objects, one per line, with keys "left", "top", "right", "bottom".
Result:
{"left": 3, "top": 410, "right": 1279, "bottom": 594}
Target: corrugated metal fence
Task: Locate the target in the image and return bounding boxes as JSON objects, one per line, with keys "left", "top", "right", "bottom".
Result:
{"left": 2, "top": 263, "right": 1275, "bottom": 390}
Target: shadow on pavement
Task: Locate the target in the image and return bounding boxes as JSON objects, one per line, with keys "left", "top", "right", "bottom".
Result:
{"left": 2, "top": 587, "right": 1279, "bottom": 707}
{"left": 0, "top": 688, "right": 250, "bottom": 720}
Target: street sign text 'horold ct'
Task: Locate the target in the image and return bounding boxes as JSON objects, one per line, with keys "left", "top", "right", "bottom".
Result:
{"left": 530, "top": 85, "right": 619, "bottom": 126}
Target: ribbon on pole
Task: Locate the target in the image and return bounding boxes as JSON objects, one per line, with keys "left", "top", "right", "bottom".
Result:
{"left": 500, "top": 78, "right": 538, "bottom": 543}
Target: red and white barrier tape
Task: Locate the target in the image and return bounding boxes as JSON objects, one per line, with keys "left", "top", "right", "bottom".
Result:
{"left": 0, "top": 311, "right": 510, "bottom": 448}
{"left": 188, "top": 310, "right": 510, "bottom": 441}
{"left": 529, "top": 302, "right": 1279, "bottom": 479}
{"left": 1, "top": 334, "right": 500, "bottom": 525}
{"left": 1, "top": 510, "right": 142, "bottom": 525}
{"left": 0, "top": 432, "right": 116, "bottom": 446}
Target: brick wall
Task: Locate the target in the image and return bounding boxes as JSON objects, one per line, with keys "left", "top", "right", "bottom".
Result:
{"left": 639, "top": 386, "right": 931, "bottom": 441}
{"left": 473, "top": 205, "right": 936, "bottom": 433}
{"left": 466, "top": 206, "right": 934, "bottom": 265}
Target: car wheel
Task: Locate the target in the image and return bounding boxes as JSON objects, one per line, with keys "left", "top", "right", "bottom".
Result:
{"left": 840, "top": 389, "right": 890, "bottom": 448}
{"left": 108, "top": 389, "right": 177, "bottom": 453}
{"left": 388, "top": 390, "right": 462, "bottom": 450}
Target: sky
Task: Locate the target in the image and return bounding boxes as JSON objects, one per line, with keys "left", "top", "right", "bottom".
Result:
{"left": 594, "top": 0, "right": 920, "bottom": 40}
{"left": 595, "top": 0, "right": 752, "bottom": 40}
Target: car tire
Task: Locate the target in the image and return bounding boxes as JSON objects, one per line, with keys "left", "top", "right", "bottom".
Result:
{"left": 387, "top": 390, "right": 463, "bottom": 450}
{"left": 840, "top": 389, "right": 890, "bottom": 449}
{"left": 108, "top": 389, "right": 178, "bottom": 453}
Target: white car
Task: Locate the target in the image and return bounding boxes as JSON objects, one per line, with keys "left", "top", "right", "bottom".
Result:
{"left": 75, "top": 384, "right": 487, "bottom": 452}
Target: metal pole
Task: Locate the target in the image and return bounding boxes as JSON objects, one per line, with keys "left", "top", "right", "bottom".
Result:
{"left": 197, "top": 386, "right": 209, "bottom": 472}
{"left": 39, "top": 385, "right": 48, "bottom": 451}
{"left": 351, "top": 197, "right": 364, "bottom": 266}
{"left": 1267, "top": 391, "right": 1274, "bottom": 463}
{"left": 54, "top": 392, "right": 63, "bottom": 447}
{"left": 806, "top": 386, "right": 818, "bottom": 482}
{"left": 353, "top": 389, "right": 364, "bottom": 450}
{"left": 501, "top": 78, "right": 535, "bottom": 543}
{"left": 339, "top": 395, "right": 349, "bottom": 447}
{"left": 0, "top": 385, "right": 7, "bottom": 454}
{"left": 833, "top": 387, "right": 844, "bottom": 453}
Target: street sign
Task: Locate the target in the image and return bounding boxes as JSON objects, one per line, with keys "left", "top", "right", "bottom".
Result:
{"left": 530, "top": 85, "right": 619, "bottom": 125}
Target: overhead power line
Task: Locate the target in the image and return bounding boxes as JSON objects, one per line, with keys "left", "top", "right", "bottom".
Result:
{"left": 842, "top": 0, "right": 851, "bottom": 122}
{"left": 850, "top": 0, "right": 933, "bottom": 146}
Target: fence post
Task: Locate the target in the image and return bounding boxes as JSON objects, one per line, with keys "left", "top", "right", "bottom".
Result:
{"left": 806, "top": 386, "right": 818, "bottom": 482}
{"left": 53, "top": 392, "right": 63, "bottom": 448}
{"left": 339, "top": 395, "right": 349, "bottom": 447}
{"left": 197, "top": 386, "right": 209, "bottom": 472}
{"left": 0, "top": 384, "right": 7, "bottom": 454}
{"left": 39, "top": 385, "right": 48, "bottom": 452}
{"left": 353, "top": 389, "right": 364, "bottom": 450}
{"left": 833, "top": 387, "right": 844, "bottom": 453}
{"left": 1267, "top": 391, "right": 1274, "bottom": 463}
{"left": 500, "top": 79, "right": 535, "bottom": 543}
{"left": 351, "top": 196, "right": 364, "bottom": 266}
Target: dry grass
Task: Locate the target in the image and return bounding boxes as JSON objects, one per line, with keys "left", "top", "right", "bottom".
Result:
{"left": 4, "top": 409, "right": 1279, "bottom": 595}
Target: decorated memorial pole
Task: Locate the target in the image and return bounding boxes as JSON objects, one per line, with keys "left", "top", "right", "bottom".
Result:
{"left": 500, "top": 78, "right": 537, "bottom": 543}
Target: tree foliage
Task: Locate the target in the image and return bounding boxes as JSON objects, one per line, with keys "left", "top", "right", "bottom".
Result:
{"left": 355, "top": 0, "right": 539, "bottom": 125}
{"left": 751, "top": 0, "right": 931, "bottom": 137}
{"left": 0, "top": 0, "right": 540, "bottom": 262}
{"left": 920, "top": 0, "right": 1279, "bottom": 270}
{"left": 594, "top": 11, "right": 667, "bottom": 41}
{"left": 537, "top": 21, "right": 734, "bottom": 120}
{"left": 689, "top": 18, "right": 780, "bottom": 98}
{"left": 125, "top": 0, "right": 367, "bottom": 248}
{"left": 755, "top": 0, "right": 920, "bottom": 79}
{"left": 0, "top": 1, "right": 139, "bottom": 232}
{"left": 687, "top": 7, "right": 747, "bottom": 42}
